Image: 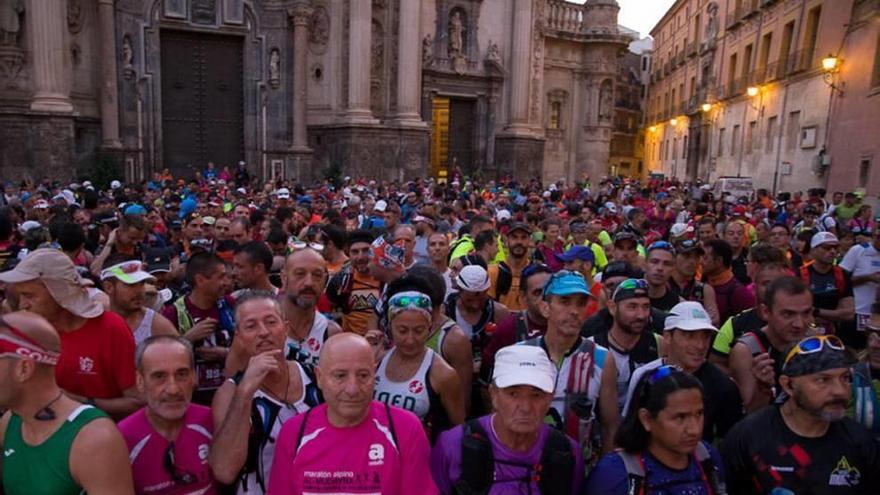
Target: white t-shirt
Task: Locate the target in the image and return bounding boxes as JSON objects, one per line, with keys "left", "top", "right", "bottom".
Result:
{"left": 840, "top": 243, "right": 880, "bottom": 315}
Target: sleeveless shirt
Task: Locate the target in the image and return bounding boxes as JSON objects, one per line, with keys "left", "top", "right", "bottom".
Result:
{"left": 132, "top": 308, "right": 156, "bottom": 347}
{"left": 2, "top": 405, "right": 107, "bottom": 495}
{"left": 374, "top": 348, "right": 435, "bottom": 420}
{"left": 284, "top": 311, "right": 329, "bottom": 371}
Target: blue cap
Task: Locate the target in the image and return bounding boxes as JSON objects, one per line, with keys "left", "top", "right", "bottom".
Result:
{"left": 555, "top": 245, "right": 595, "bottom": 264}
{"left": 543, "top": 270, "right": 592, "bottom": 298}
{"left": 179, "top": 197, "right": 197, "bottom": 219}
{"left": 123, "top": 204, "right": 147, "bottom": 216}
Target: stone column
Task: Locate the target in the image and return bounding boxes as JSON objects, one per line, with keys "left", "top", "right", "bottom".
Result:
{"left": 27, "top": 0, "right": 72, "bottom": 112}
{"left": 344, "top": 0, "right": 375, "bottom": 123}
{"left": 392, "top": 0, "right": 424, "bottom": 126}
{"left": 506, "top": 0, "right": 533, "bottom": 131}
{"left": 289, "top": 3, "right": 313, "bottom": 150}
{"left": 97, "top": 0, "right": 121, "bottom": 148}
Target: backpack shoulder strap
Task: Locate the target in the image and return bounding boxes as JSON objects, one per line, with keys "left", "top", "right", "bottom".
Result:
{"left": 833, "top": 266, "right": 846, "bottom": 298}
{"left": 738, "top": 331, "right": 766, "bottom": 356}
{"left": 799, "top": 265, "right": 810, "bottom": 284}
{"left": 294, "top": 407, "right": 314, "bottom": 453}
{"left": 515, "top": 311, "right": 530, "bottom": 342}
{"left": 537, "top": 428, "right": 575, "bottom": 495}
{"left": 616, "top": 451, "right": 645, "bottom": 495}
{"left": 384, "top": 402, "right": 399, "bottom": 450}
{"left": 454, "top": 419, "right": 494, "bottom": 495}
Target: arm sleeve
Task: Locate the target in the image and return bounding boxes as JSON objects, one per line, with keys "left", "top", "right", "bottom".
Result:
{"left": 582, "top": 453, "right": 629, "bottom": 495}
{"left": 400, "top": 413, "right": 440, "bottom": 495}
{"left": 711, "top": 317, "right": 735, "bottom": 356}
{"left": 266, "top": 419, "right": 298, "bottom": 495}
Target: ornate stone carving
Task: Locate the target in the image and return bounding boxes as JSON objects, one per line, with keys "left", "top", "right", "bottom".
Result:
{"left": 67, "top": 0, "right": 83, "bottom": 34}
{"left": 598, "top": 79, "right": 613, "bottom": 122}
{"left": 268, "top": 48, "right": 280, "bottom": 89}
{"left": 289, "top": 2, "right": 312, "bottom": 26}
{"left": 529, "top": 0, "right": 545, "bottom": 123}
{"left": 706, "top": 2, "right": 719, "bottom": 41}
{"left": 122, "top": 35, "right": 135, "bottom": 80}
{"left": 0, "top": 45, "right": 24, "bottom": 88}
{"left": 448, "top": 10, "right": 464, "bottom": 56}
{"left": 309, "top": 6, "right": 329, "bottom": 46}
{"left": 191, "top": 0, "right": 217, "bottom": 25}
{"left": 0, "top": 0, "right": 24, "bottom": 47}
{"left": 371, "top": 19, "right": 384, "bottom": 113}
{"left": 485, "top": 40, "right": 502, "bottom": 70}
{"left": 422, "top": 34, "right": 434, "bottom": 67}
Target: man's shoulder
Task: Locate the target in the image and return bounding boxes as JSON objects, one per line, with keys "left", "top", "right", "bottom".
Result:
{"left": 727, "top": 405, "right": 778, "bottom": 439}
{"left": 87, "top": 311, "right": 132, "bottom": 336}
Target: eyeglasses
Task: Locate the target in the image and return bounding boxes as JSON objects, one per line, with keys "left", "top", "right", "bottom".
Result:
{"left": 647, "top": 241, "right": 676, "bottom": 254}
{"left": 163, "top": 443, "right": 196, "bottom": 486}
{"left": 783, "top": 335, "right": 845, "bottom": 368}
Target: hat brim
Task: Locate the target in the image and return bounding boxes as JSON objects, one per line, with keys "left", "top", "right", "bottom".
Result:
{"left": 457, "top": 280, "right": 491, "bottom": 293}
{"left": 494, "top": 374, "right": 555, "bottom": 394}
{"left": 665, "top": 321, "right": 718, "bottom": 332}
{"left": 545, "top": 287, "right": 594, "bottom": 298}
{"left": 0, "top": 269, "right": 39, "bottom": 284}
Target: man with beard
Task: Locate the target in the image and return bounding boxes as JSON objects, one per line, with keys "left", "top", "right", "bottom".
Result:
{"left": 701, "top": 239, "right": 755, "bottom": 324}
{"left": 644, "top": 242, "right": 682, "bottom": 311}
{"left": 729, "top": 276, "right": 812, "bottom": 412}
{"left": 588, "top": 278, "right": 664, "bottom": 411}
{"left": 669, "top": 239, "right": 720, "bottom": 326}
{"left": 487, "top": 222, "right": 532, "bottom": 311}
{"left": 232, "top": 241, "right": 278, "bottom": 296}
{"left": 581, "top": 262, "right": 668, "bottom": 338}
{"left": 281, "top": 247, "right": 341, "bottom": 371}
{"left": 412, "top": 215, "right": 436, "bottom": 265}
{"left": 102, "top": 260, "right": 177, "bottom": 346}
{"left": 326, "top": 230, "right": 382, "bottom": 336}
{"left": 118, "top": 336, "right": 218, "bottom": 494}
{"left": 724, "top": 220, "right": 751, "bottom": 284}
{"left": 723, "top": 335, "right": 879, "bottom": 494}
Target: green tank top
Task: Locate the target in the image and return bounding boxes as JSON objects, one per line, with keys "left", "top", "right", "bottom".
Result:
{"left": 2, "top": 405, "right": 107, "bottom": 495}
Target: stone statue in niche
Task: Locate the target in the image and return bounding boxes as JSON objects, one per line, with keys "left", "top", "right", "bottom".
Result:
{"left": 706, "top": 2, "right": 719, "bottom": 42}
{"left": 268, "top": 48, "right": 280, "bottom": 89}
{"left": 448, "top": 11, "right": 464, "bottom": 56}
{"left": 67, "top": 0, "right": 83, "bottom": 34}
{"left": 486, "top": 41, "right": 501, "bottom": 65}
{"left": 122, "top": 35, "right": 135, "bottom": 80}
{"left": 0, "top": 0, "right": 24, "bottom": 47}
{"left": 309, "top": 6, "right": 329, "bottom": 46}
{"left": 422, "top": 34, "right": 433, "bottom": 67}
{"left": 598, "top": 80, "right": 613, "bottom": 121}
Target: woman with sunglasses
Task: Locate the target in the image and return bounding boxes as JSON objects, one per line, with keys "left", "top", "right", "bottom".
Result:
{"left": 374, "top": 290, "right": 465, "bottom": 442}
{"left": 585, "top": 366, "right": 726, "bottom": 495}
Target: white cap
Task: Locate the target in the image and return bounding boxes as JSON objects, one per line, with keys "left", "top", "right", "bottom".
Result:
{"left": 542, "top": 191, "right": 551, "bottom": 198}
{"left": 456, "top": 265, "right": 491, "bottom": 293}
{"left": 236, "top": 187, "right": 247, "bottom": 195}
{"left": 669, "top": 223, "right": 694, "bottom": 238}
{"left": 496, "top": 209, "right": 511, "bottom": 222}
{"left": 492, "top": 345, "right": 557, "bottom": 393}
{"left": 275, "top": 188, "right": 291, "bottom": 200}
{"left": 604, "top": 202, "right": 618, "bottom": 214}
{"left": 111, "top": 180, "right": 122, "bottom": 190}
{"left": 19, "top": 220, "right": 41, "bottom": 234}
{"left": 664, "top": 301, "right": 718, "bottom": 332}
{"left": 810, "top": 231, "right": 839, "bottom": 249}
{"left": 374, "top": 200, "right": 388, "bottom": 212}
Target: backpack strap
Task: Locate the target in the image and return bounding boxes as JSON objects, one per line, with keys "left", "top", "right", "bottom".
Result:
{"left": 694, "top": 442, "right": 727, "bottom": 495}
{"left": 738, "top": 331, "right": 767, "bottom": 356}
{"left": 495, "top": 263, "right": 513, "bottom": 298}
{"left": 616, "top": 451, "right": 646, "bottom": 495}
{"left": 383, "top": 402, "right": 399, "bottom": 450}
{"left": 832, "top": 266, "right": 846, "bottom": 299}
{"left": 515, "top": 311, "right": 531, "bottom": 342}
{"left": 537, "top": 428, "right": 575, "bottom": 495}
{"left": 295, "top": 407, "right": 315, "bottom": 454}
{"left": 453, "top": 419, "right": 494, "bottom": 495}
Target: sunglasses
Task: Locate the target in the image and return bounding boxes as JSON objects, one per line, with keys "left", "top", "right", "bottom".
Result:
{"left": 288, "top": 240, "right": 324, "bottom": 253}
{"left": 616, "top": 278, "right": 648, "bottom": 291}
{"left": 783, "top": 335, "right": 845, "bottom": 368}
{"left": 647, "top": 241, "right": 676, "bottom": 254}
{"left": 163, "top": 443, "right": 197, "bottom": 486}
{"left": 521, "top": 263, "right": 551, "bottom": 279}
{"left": 647, "top": 364, "right": 681, "bottom": 384}
{"left": 388, "top": 293, "right": 432, "bottom": 310}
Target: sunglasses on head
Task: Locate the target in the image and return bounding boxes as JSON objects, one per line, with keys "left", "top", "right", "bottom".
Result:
{"left": 783, "top": 335, "right": 845, "bottom": 368}
{"left": 615, "top": 278, "right": 648, "bottom": 292}
{"left": 388, "top": 293, "right": 432, "bottom": 310}
{"left": 647, "top": 241, "right": 676, "bottom": 254}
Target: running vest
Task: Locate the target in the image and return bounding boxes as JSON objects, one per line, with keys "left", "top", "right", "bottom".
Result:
{"left": 591, "top": 331, "right": 660, "bottom": 410}
{"left": 2, "top": 405, "right": 107, "bottom": 495}
{"left": 453, "top": 418, "right": 575, "bottom": 495}
{"left": 234, "top": 362, "right": 317, "bottom": 494}
{"left": 617, "top": 442, "right": 726, "bottom": 495}
{"left": 132, "top": 308, "right": 156, "bottom": 347}
{"left": 524, "top": 336, "right": 608, "bottom": 466}
{"left": 852, "top": 362, "right": 880, "bottom": 437}
{"left": 172, "top": 296, "right": 236, "bottom": 391}
{"left": 426, "top": 319, "right": 457, "bottom": 360}
{"left": 285, "top": 311, "right": 330, "bottom": 371}
{"left": 445, "top": 293, "right": 495, "bottom": 365}
{"left": 374, "top": 348, "right": 435, "bottom": 420}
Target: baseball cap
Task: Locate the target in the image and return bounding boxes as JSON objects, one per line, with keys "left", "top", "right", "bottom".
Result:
{"left": 604, "top": 202, "right": 618, "bottom": 214}
{"left": 555, "top": 245, "right": 595, "bottom": 264}
{"left": 0, "top": 249, "right": 103, "bottom": 319}
{"left": 492, "top": 345, "right": 557, "bottom": 393}
{"left": 664, "top": 301, "right": 718, "bottom": 332}
{"left": 675, "top": 239, "right": 705, "bottom": 255}
{"left": 781, "top": 335, "right": 853, "bottom": 377}
{"left": 602, "top": 261, "right": 640, "bottom": 280}
{"left": 496, "top": 209, "right": 512, "bottom": 222}
{"left": 612, "top": 278, "right": 649, "bottom": 302}
{"left": 803, "top": 204, "right": 819, "bottom": 215}
{"left": 144, "top": 247, "right": 172, "bottom": 274}
{"left": 613, "top": 231, "right": 639, "bottom": 246}
{"left": 111, "top": 180, "right": 122, "bottom": 190}
{"left": 123, "top": 204, "right": 147, "bottom": 216}
{"left": 100, "top": 261, "right": 155, "bottom": 285}
{"left": 810, "top": 231, "right": 839, "bottom": 249}
{"left": 669, "top": 223, "right": 695, "bottom": 239}
{"left": 507, "top": 222, "right": 532, "bottom": 235}
{"left": 543, "top": 270, "right": 591, "bottom": 297}
{"left": 374, "top": 200, "right": 388, "bottom": 212}
{"left": 456, "top": 265, "right": 491, "bottom": 293}
{"left": 202, "top": 216, "right": 216, "bottom": 226}
{"left": 275, "top": 188, "right": 291, "bottom": 200}
{"left": 19, "top": 221, "right": 41, "bottom": 234}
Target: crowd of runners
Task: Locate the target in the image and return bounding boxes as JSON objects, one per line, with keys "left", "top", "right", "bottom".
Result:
{"left": 0, "top": 167, "right": 877, "bottom": 494}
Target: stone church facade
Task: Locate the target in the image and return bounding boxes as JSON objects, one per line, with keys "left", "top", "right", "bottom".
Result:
{"left": 0, "top": 0, "right": 628, "bottom": 184}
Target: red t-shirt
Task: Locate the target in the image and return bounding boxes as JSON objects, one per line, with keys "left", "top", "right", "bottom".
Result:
{"left": 56, "top": 311, "right": 136, "bottom": 399}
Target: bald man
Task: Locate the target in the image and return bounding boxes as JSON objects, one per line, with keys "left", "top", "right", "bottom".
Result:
{"left": 0, "top": 311, "right": 134, "bottom": 495}
{"left": 280, "top": 248, "right": 341, "bottom": 371}
{"left": 266, "top": 334, "right": 438, "bottom": 495}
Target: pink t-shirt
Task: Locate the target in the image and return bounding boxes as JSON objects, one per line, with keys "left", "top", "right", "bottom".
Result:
{"left": 118, "top": 404, "right": 217, "bottom": 495}
{"left": 266, "top": 401, "right": 438, "bottom": 495}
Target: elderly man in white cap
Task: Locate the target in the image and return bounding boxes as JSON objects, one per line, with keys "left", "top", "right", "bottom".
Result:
{"left": 431, "top": 345, "right": 584, "bottom": 494}
{"left": 444, "top": 264, "right": 510, "bottom": 415}
{"left": 622, "top": 301, "right": 743, "bottom": 442}
{"left": 101, "top": 260, "right": 177, "bottom": 346}
{"left": 0, "top": 248, "right": 141, "bottom": 419}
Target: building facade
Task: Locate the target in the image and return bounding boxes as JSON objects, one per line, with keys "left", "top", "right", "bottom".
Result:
{"left": 0, "top": 0, "right": 630, "bottom": 185}
{"left": 645, "top": 0, "right": 879, "bottom": 197}
{"left": 609, "top": 31, "right": 649, "bottom": 179}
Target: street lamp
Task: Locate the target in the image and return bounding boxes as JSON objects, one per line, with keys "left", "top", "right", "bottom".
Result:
{"left": 822, "top": 54, "right": 839, "bottom": 72}
{"left": 649, "top": 126, "right": 657, "bottom": 133}
{"left": 669, "top": 117, "right": 678, "bottom": 126}
{"left": 701, "top": 103, "right": 713, "bottom": 113}
{"left": 746, "top": 86, "right": 760, "bottom": 98}
{"left": 821, "top": 54, "right": 844, "bottom": 95}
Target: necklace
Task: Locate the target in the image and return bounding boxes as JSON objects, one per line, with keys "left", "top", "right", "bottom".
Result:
{"left": 34, "top": 391, "right": 64, "bottom": 421}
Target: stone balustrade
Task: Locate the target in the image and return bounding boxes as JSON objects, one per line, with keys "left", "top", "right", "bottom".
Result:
{"left": 546, "top": 0, "right": 585, "bottom": 34}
